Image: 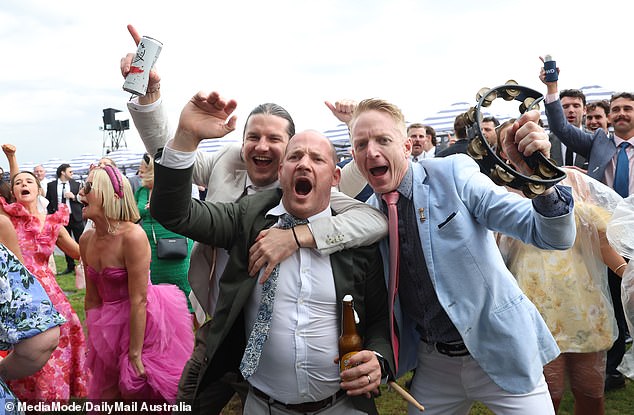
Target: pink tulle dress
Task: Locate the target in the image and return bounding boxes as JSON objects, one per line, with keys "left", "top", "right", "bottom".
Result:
{"left": 85, "top": 265, "right": 194, "bottom": 402}
{"left": 1, "top": 198, "right": 89, "bottom": 402}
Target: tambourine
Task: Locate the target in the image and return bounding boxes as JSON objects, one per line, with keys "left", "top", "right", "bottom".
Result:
{"left": 463, "top": 80, "right": 566, "bottom": 198}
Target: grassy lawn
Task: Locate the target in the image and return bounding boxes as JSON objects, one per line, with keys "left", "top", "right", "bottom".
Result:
{"left": 55, "top": 256, "right": 633, "bottom": 414}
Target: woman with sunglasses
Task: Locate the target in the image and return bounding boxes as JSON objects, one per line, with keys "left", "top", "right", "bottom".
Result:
{"left": 79, "top": 165, "right": 193, "bottom": 402}
{"left": 0, "top": 170, "right": 88, "bottom": 403}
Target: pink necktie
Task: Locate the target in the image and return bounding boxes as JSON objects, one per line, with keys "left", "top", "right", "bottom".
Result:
{"left": 382, "top": 191, "right": 400, "bottom": 373}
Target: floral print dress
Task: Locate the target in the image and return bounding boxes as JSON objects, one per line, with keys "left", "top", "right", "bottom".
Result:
{"left": 0, "top": 243, "right": 66, "bottom": 413}
{"left": 1, "top": 198, "right": 89, "bottom": 402}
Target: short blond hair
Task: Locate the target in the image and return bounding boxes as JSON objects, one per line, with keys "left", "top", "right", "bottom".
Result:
{"left": 90, "top": 168, "right": 140, "bottom": 223}
{"left": 350, "top": 98, "right": 407, "bottom": 137}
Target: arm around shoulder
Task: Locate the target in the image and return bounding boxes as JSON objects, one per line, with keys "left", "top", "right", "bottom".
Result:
{"left": 311, "top": 191, "right": 387, "bottom": 255}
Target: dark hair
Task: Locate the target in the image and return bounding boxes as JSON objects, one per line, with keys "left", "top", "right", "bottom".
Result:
{"left": 610, "top": 92, "right": 634, "bottom": 104}
{"left": 424, "top": 125, "right": 437, "bottom": 145}
{"left": 0, "top": 180, "right": 11, "bottom": 202}
{"left": 559, "top": 89, "right": 586, "bottom": 106}
{"left": 243, "top": 103, "right": 295, "bottom": 140}
{"left": 9, "top": 170, "right": 41, "bottom": 195}
{"left": 454, "top": 114, "right": 468, "bottom": 139}
{"left": 56, "top": 163, "right": 71, "bottom": 178}
{"left": 586, "top": 100, "right": 610, "bottom": 115}
{"left": 482, "top": 116, "right": 500, "bottom": 126}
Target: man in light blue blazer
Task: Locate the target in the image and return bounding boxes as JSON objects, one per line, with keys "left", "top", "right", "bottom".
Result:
{"left": 348, "top": 98, "right": 576, "bottom": 414}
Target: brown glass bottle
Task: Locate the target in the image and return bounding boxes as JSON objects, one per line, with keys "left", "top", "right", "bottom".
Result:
{"left": 339, "top": 294, "right": 363, "bottom": 372}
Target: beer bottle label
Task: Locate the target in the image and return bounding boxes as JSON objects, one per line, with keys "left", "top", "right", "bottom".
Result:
{"left": 340, "top": 351, "right": 359, "bottom": 372}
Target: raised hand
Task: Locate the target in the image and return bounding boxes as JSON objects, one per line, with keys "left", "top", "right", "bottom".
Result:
{"left": 325, "top": 99, "right": 357, "bottom": 126}
{"left": 1, "top": 144, "right": 16, "bottom": 157}
{"left": 120, "top": 24, "right": 161, "bottom": 101}
{"left": 172, "top": 91, "right": 238, "bottom": 152}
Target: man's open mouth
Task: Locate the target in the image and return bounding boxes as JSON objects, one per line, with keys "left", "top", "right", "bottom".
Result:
{"left": 370, "top": 166, "right": 388, "bottom": 176}
{"left": 295, "top": 178, "right": 313, "bottom": 195}
{"left": 253, "top": 156, "right": 272, "bottom": 167}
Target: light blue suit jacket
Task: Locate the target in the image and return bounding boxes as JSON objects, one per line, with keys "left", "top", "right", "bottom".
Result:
{"left": 369, "top": 155, "right": 576, "bottom": 394}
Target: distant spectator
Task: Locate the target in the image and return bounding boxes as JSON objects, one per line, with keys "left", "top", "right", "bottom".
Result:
{"left": 586, "top": 100, "right": 610, "bottom": 133}
{"left": 408, "top": 123, "right": 436, "bottom": 161}
{"left": 481, "top": 116, "right": 500, "bottom": 149}
{"left": 46, "top": 163, "right": 85, "bottom": 275}
{"left": 436, "top": 114, "right": 469, "bottom": 157}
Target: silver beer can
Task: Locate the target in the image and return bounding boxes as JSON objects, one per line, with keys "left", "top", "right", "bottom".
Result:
{"left": 122, "top": 36, "right": 163, "bottom": 96}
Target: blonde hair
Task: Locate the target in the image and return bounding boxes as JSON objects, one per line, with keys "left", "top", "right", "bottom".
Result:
{"left": 90, "top": 168, "right": 140, "bottom": 223}
{"left": 140, "top": 154, "right": 154, "bottom": 188}
{"left": 350, "top": 98, "right": 408, "bottom": 137}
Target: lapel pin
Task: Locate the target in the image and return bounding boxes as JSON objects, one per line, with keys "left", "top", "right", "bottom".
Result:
{"left": 418, "top": 208, "right": 426, "bottom": 223}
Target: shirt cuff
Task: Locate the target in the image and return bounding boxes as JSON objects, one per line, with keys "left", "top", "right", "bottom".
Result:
{"left": 532, "top": 185, "right": 572, "bottom": 217}
{"left": 159, "top": 144, "right": 197, "bottom": 169}
{"left": 126, "top": 96, "right": 163, "bottom": 112}
{"left": 544, "top": 93, "right": 559, "bottom": 104}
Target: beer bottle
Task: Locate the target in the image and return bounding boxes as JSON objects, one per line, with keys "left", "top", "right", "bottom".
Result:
{"left": 339, "top": 294, "right": 363, "bottom": 372}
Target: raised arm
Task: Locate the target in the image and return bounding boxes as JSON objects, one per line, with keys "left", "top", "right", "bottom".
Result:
{"left": 2, "top": 144, "right": 19, "bottom": 179}
{"left": 538, "top": 57, "right": 593, "bottom": 157}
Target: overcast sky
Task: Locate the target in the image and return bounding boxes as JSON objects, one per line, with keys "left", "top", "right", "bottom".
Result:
{"left": 0, "top": 0, "right": 630, "bottom": 170}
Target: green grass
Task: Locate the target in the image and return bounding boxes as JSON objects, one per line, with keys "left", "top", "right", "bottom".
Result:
{"left": 53, "top": 255, "right": 633, "bottom": 414}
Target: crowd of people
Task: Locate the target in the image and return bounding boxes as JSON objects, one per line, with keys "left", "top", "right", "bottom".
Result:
{"left": 0, "top": 24, "right": 633, "bottom": 415}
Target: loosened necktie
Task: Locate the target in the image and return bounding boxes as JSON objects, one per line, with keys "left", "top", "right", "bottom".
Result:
{"left": 239, "top": 212, "right": 309, "bottom": 379}
{"left": 382, "top": 191, "right": 400, "bottom": 373}
{"left": 61, "top": 182, "right": 67, "bottom": 204}
{"left": 614, "top": 142, "right": 630, "bottom": 198}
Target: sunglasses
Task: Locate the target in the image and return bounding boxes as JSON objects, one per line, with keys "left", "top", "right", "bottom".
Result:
{"left": 83, "top": 181, "right": 93, "bottom": 194}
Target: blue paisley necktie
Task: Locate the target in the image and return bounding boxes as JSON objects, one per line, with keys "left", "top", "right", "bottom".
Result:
{"left": 239, "top": 212, "right": 309, "bottom": 379}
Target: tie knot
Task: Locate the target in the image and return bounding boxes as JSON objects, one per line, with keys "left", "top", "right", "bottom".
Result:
{"left": 382, "top": 191, "right": 400, "bottom": 205}
{"left": 279, "top": 213, "right": 309, "bottom": 229}
{"left": 620, "top": 142, "right": 631, "bottom": 149}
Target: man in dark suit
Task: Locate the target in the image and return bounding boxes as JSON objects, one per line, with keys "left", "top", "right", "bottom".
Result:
{"left": 436, "top": 114, "right": 469, "bottom": 157}
{"left": 540, "top": 67, "right": 634, "bottom": 392}
{"left": 46, "top": 163, "right": 84, "bottom": 274}
{"left": 151, "top": 96, "right": 393, "bottom": 414}
{"left": 546, "top": 89, "right": 588, "bottom": 170}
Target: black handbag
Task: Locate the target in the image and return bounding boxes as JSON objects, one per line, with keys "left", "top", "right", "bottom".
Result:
{"left": 151, "top": 222, "right": 188, "bottom": 260}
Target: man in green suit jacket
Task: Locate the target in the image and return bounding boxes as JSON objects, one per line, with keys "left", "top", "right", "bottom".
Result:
{"left": 151, "top": 96, "right": 393, "bottom": 414}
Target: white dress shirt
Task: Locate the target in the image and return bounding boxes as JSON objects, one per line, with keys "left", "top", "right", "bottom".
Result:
{"left": 247, "top": 203, "right": 341, "bottom": 404}
{"left": 57, "top": 179, "right": 71, "bottom": 209}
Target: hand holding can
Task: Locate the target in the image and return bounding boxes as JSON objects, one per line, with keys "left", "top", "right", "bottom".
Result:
{"left": 543, "top": 54, "right": 558, "bottom": 83}
{"left": 123, "top": 36, "right": 162, "bottom": 96}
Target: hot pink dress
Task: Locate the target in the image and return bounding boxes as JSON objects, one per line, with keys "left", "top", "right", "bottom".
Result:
{"left": 1, "top": 198, "right": 88, "bottom": 402}
{"left": 85, "top": 265, "right": 194, "bottom": 402}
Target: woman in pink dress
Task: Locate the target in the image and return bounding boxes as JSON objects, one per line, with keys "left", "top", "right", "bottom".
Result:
{"left": 79, "top": 165, "right": 193, "bottom": 403}
{"left": 0, "top": 171, "right": 88, "bottom": 402}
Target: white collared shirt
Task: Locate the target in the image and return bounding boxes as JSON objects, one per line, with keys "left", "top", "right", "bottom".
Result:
{"left": 57, "top": 179, "right": 71, "bottom": 208}
{"left": 607, "top": 135, "right": 634, "bottom": 196}
{"left": 247, "top": 203, "right": 340, "bottom": 404}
